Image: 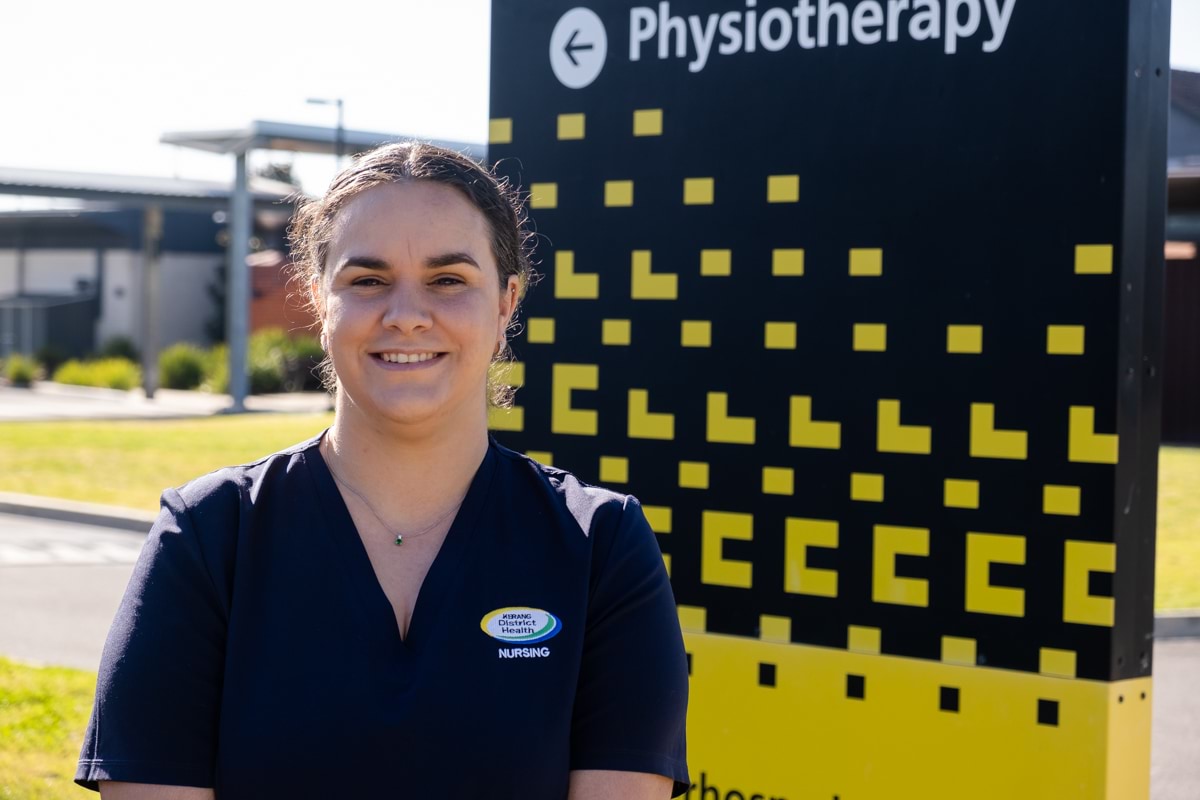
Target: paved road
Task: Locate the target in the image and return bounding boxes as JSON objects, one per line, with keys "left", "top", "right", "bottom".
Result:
{"left": 1, "top": 513, "right": 1196, "bottom": 798}
{"left": 0, "top": 513, "right": 142, "bottom": 668}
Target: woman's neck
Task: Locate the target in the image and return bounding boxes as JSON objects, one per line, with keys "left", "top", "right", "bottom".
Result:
{"left": 321, "top": 399, "right": 490, "bottom": 524}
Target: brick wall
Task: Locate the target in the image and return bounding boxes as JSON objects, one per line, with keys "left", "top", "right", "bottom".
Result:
{"left": 248, "top": 250, "right": 320, "bottom": 337}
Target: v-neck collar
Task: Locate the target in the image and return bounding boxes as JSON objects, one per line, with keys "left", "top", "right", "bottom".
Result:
{"left": 303, "top": 430, "right": 497, "bottom": 655}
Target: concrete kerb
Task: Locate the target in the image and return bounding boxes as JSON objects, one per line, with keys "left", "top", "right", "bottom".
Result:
{"left": 1156, "top": 610, "right": 1200, "bottom": 639}
{"left": 0, "top": 491, "right": 155, "bottom": 534}
{"left": 1, "top": 492, "right": 1197, "bottom": 639}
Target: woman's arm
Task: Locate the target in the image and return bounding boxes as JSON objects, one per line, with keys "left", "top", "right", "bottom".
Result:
{"left": 99, "top": 782, "right": 214, "bottom": 800}
{"left": 568, "top": 770, "right": 674, "bottom": 800}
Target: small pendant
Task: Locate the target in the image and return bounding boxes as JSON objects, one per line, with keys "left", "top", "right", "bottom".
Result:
{"left": 394, "top": 534, "right": 403, "bottom": 546}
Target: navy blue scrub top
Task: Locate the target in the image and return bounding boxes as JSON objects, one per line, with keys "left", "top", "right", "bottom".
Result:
{"left": 76, "top": 432, "right": 690, "bottom": 798}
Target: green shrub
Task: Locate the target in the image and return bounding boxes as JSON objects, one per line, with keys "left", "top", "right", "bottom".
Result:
{"left": 34, "top": 344, "right": 69, "bottom": 374}
{"left": 248, "top": 329, "right": 288, "bottom": 394}
{"left": 289, "top": 334, "right": 325, "bottom": 391}
{"left": 196, "top": 331, "right": 325, "bottom": 395}
{"left": 53, "top": 358, "right": 142, "bottom": 391}
{"left": 99, "top": 336, "right": 140, "bottom": 362}
{"left": 158, "top": 343, "right": 207, "bottom": 390}
{"left": 3, "top": 353, "right": 39, "bottom": 386}
{"left": 202, "top": 344, "right": 229, "bottom": 394}
{"left": 249, "top": 360, "right": 285, "bottom": 394}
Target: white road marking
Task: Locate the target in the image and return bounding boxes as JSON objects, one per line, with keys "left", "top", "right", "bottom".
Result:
{"left": 0, "top": 541, "right": 142, "bottom": 565}
{"left": 0, "top": 513, "right": 145, "bottom": 565}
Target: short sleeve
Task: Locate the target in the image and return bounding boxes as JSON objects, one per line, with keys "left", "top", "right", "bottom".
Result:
{"left": 75, "top": 487, "right": 227, "bottom": 791}
{"left": 570, "top": 495, "right": 690, "bottom": 796}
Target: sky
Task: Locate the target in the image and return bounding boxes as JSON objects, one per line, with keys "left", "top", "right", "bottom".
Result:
{"left": 0, "top": 0, "right": 494, "bottom": 201}
{"left": 0, "top": 0, "right": 1197, "bottom": 206}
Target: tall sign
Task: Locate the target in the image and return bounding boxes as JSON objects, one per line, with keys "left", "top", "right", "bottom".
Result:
{"left": 489, "top": 1, "right": 1169, "bottom": 797}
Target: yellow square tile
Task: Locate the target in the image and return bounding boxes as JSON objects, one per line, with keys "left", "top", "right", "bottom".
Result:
{"left": 530, "top": 182, "right": 558, "bottom": 209}
{"left": 849, "top": 248, "right": 883, "bottom": 276}
{"left": 679, "top": 461, "right": 709, "bottom": 489}
{"left": 1047, "top": 325, "right": 1085, "bottom": 355}
{"left": 759, "top": 615, "right": 792, "bottom": 643}
{"left": 602, "top": 318, "right": 631, "bottom": 346}
{"left": 526, "top": 317, "right": 554, "bottom": 344}
{"left": 700, "top": 249, "right": 731, "bottom": 276}
{"left": 599, "top": 456, "right": 628, "bottom": 484}
{"left": 764, "top": 322, "right": 797, "bottom": 350}
{"left": 850, "top": 472, "right": 884, "bottom": 502}
{"left": 488, "top": 118, "right": 512, "bottom": 144}
{"left": 633, "top": 108, "right": 663, "bottom": 136}
{"left": 848, "top": 625, "right": 881, "bottom": 654}
{"left": 767, "top": 174, "right": 800, "bottom": 203}
{"left": 677, "top": 604, "right": 704, "bottom": 630}
{"left": 947, "top": 325, "right": 983, "bottom": 354}
{"left": 681, "top": 320, "right": 712, "bottom": 347}
{"left": 683, "top": 177, "right": 714, "bottom": 205}
{"left": 1075, "top": 244, "right": 1114, "bottom": 274}
{"left": 1039, "top": 648, "right": 1078, "bottom": 678}
{"left": 557, "top": 113, "right": 585, "bottom": 140}
{"left": 853, "top": 323, "right": 887, "bottom": 351}
{"left": 604, "top": 180, "right": 634, "bottom": 207}
{"left": 944, "top": 479, "right": 980, "bottom": 509}
{"left": 643, "top": 505, "right": 673, "bottom": 533}
{"left": 942, "top": 636, "right": 976, "bottom": 665}
{"left": 526, "top": 450, "right": 553, "bottom": 466}
{"left": 762, "top": 467, "right": 794, "bottom": 495}
{"left": 772, "top": 249, "right": 805, "bottom": 276}
{"left": 1043, "top": 484, "right": 1081, "bottom": 516}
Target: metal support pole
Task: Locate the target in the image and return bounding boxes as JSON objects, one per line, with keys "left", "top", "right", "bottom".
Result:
{"left": 227, "top": 151, "right": 251, "bottom": 413}
{"left": 140, "top": 204, "right": 163, "bottom": 399}
{"left": 336, "top": 99, "right": 344, "bottom": 170}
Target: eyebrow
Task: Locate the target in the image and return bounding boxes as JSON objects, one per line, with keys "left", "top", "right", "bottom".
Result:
{"left": 336, "top": 252, "right": 481, "bottom": 273}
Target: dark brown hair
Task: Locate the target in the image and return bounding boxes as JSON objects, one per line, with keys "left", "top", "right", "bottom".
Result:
{"left": 287, "top": 140, "right": 535, "bottom": 406}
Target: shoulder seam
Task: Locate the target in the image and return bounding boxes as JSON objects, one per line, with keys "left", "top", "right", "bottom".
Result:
{"left": 163, "top": 486, "right": 228, "bottom": 622}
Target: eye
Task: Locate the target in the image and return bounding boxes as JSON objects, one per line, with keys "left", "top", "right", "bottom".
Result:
{"left": 432, "top": 275, "right": 466, "bottom": 287}
{"left": 352, "top": 276, "right": 385, "bottom": 287}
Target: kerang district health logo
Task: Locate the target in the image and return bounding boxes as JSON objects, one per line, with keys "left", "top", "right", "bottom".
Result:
{"left": 481, "top": 607, "right": 562, "bottom": 658}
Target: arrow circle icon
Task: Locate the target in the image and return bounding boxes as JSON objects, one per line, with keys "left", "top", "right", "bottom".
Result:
{"left": 549, "top": 8, "right": 607, "bottom": 89}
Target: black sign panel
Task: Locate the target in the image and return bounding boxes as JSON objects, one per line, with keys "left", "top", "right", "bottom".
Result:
{"left": 488, "top": 0, "right": 1167, "bottom": 683}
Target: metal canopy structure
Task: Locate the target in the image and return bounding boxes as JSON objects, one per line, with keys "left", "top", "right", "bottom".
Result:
{"left": 0, "top": 166, "right": 298, "bottom": 212}
{"left": 162, "top": 119, "right": 483, "bottom": 412}
{"left": 162, "top": 119, "right": 483, "bottom": 161}
{"left": 0, "top": 167, "right": 299, "bottom": 399}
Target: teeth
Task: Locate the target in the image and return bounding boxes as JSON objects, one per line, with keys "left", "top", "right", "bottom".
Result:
{"left": 380, "top": 353, "right": 437, "bottom": 363}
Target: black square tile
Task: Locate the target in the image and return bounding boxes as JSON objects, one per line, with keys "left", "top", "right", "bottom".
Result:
{"left": 758, "top": 662, "right": 776, "bottom": 687}
{"left": 846, "top": 673, "right": 865, "bottom": 699}
{"left": 1038, "top": 699, "right": 1059, "bottom": 726}
{"left": 940, "top": 686, "right": 960, "bottom": 712}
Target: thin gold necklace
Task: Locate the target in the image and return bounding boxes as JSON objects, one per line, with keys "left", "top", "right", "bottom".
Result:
{"left": 323, "top": 448, "right": 464, "bottom": 546}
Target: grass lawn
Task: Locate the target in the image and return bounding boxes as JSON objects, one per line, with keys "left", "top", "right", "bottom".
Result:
{"left": 0, "top": 658, "right": 95, "bottom": 800}
{"left": 0, "top": 414, "right": 333, "bottom": 512}
{"left": 1156, "top": 446, "right": 1200, "bottom": 610}
{"left": 0, "top": 415, "right": 1196, "bottom": 608}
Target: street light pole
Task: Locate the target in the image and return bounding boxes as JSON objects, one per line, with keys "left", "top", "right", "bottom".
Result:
{"left": 307, "top": 97, "right": 345, "bottom": 169}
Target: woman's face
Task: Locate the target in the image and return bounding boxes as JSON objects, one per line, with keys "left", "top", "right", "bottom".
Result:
{"left": 316, "top": 181, "right": 519, "bottom": 429}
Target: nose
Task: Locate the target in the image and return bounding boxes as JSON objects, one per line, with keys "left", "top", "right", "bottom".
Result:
{"left": 380, "top": 281, "right": 433, "bottom": 334}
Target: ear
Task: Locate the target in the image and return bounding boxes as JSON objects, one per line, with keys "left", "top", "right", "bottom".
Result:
{"left": 310, "top": 278, "right": 326, "bottom": 323}
{"left": 497, "top": 274, "right": 520, "bottom": 334}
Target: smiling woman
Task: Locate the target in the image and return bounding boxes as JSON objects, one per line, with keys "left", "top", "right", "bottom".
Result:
{"left": 75, "top": 142, "right": 691, "bottom": 800}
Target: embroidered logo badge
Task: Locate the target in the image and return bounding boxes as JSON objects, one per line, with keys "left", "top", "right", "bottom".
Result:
{"left": 480, "top": 607, "right": 562, "bottom": 645}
